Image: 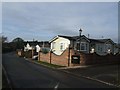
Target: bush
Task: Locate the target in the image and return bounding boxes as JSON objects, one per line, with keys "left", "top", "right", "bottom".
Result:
{"left": 24, "top": 50, "right": 32, "bottom": 58}
{"left": 2, "top": 47, "right": 13, "bottom": 53}
{"left": 41, "top": 48, "right": 49, "bottom": 54}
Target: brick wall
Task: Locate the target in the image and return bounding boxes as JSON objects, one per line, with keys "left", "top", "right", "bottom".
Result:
{"left": 18, "top": 48, "right": 120, "bottom": 67}
{"left": 38, "top": 51, "right": 50, "bottom": 63}
{"left": 50, "top": 49, "right": 69, "bottom": 66}
{"left": 38, "top": 48, "right": 71, "bottom": 66}
{"left": 80, "top": 52, "right": 120, "bottom": 65}
{"left": 16, "top": 49, "right": 25, "bottom": 57}
{"left": 16, "top": 49, "right": 33, "bottom": 58}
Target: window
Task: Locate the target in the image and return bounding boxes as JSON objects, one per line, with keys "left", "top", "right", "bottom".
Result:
{"left": 97, "top": 45, "right": 103, "bottom": 52}
{"left": 80, "top": 42, "right": 87, "bottom": 51}
{"left": 106, "top": 44, "right": 111, "bottom": 53}
{"left": 76, "top": 42, "right": 80, "bottom": 51}
{"left": 106, "top": 44, "right": 111, "bottom": 50}
{"left": 76, "top": 42, "right": 87, "bottom": 51}
{"left": 60, "top": 43, "right": 64, "bottom": 51}
{"left": 98, "top": 45, "right": 100, "bottom": 51}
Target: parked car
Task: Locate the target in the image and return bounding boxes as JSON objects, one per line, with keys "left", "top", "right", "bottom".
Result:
{"left": 32, "top": 55, "right": 38, "bottom": 60}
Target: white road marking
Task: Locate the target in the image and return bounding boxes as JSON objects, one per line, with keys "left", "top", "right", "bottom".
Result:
{"left": 2, "top": 65, "right": 13, "bottom": 90}
{"left": 54, "top": 82, "right": 59, "bottom": 89}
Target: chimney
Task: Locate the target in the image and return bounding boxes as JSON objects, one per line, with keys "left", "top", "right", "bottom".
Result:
{"left": 88, "top": 34, "right": 90, "bottom": 38}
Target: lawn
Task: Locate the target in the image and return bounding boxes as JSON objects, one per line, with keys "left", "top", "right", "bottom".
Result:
{"left": 34, "top": 60, "right": 65, "bottom": 68}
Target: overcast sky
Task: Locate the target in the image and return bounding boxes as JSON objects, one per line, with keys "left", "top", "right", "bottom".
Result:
{"left": 2, "top": 2, "right": 118, "bottom": 42}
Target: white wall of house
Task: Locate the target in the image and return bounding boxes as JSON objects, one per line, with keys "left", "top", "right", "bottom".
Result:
{"left": 51, "top": 37, "right": 70, "bottom": 55}
{"left": 36, "top": 45, "right": 41, "bottom": 52}
{"left": 24, "top": 43, "right": 32, "bottom": 51}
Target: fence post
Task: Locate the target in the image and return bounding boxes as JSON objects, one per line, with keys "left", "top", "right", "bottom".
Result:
{"left": 32, "top": 48, "right": 34, "bottom": 59}
{"left": 68, "top": 46, "right": 71, "bottom": 67}
{"left": 38, "top": 51, "right": 40, "bottom": 61}
{"left": 50, "top": 50, "right": 52, "bottom": 64}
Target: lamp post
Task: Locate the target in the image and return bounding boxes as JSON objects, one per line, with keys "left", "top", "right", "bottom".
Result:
{"left": 79, "top": 28, "right": 82, "bottom": 53}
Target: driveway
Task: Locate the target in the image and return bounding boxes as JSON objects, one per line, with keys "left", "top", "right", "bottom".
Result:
{"left": 62, "top": 64, "right": 120, "bottom": 87}
{"left": 2, "top": 52, "right": 117, "bottom": 88}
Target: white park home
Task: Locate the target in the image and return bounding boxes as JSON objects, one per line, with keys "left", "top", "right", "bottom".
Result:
{"left": 24, "top": 43, "right": 32, "bottom": 51}
{"left": 50, "top": 35, "right": 119, "bottom": 55}
{"left": 49, "top": 35, "right": 70, "bottom": 55}
{"left": 49, "top": 35, "right": 90, "bottom": 55}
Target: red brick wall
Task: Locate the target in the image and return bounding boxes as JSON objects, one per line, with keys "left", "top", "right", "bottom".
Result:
{"left": 79, "top": 52, "right": 120, "bottom": 65}
{"left": 39, "top": 51, "right": 50, "bottom": 63}
{"left": 38, "top": 48, "right": 71, "bottom": 66}
{"left": 21, "top": 48, "right": 120, "bottom": 66}
{"left": 51, "top": 49, "right": 69, "bottom": 66}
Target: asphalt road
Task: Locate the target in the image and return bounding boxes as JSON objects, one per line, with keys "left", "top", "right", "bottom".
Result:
{"left": 63, "top": 64, "right": 120, "bottom": 86}
{"left": 2, "top": 52, "right": 117, "bottom": 88}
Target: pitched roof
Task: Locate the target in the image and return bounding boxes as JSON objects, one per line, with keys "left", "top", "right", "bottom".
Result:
{"left": 58, "top": 35, "right": 75, "bottom": 40}
{"left": 50, "top": 35, "right": 90, "bottom": 42}
{"left": 50, "top": 35, "right": 115, "bottom": 44}
{"left": 89, "top": 38, "right": 114, "bottom": 44}
{"left": 24, "top": 41, "right": 50, "bottom": 47}
{"left": 58, "top": 35, "right": 90, "bottom": 40}
{"left": 95, "top": 39, "right": 111, "bottom": 43}
{"left": 114, "top": 43, "right": 120, "bottom": 48}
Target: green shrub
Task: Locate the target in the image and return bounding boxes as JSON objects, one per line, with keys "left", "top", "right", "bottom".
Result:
{"left": 41, "top": 48, "right": 49, "bottom": 54}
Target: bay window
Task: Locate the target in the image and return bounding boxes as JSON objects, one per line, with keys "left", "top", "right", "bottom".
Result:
{"left": 80, "top": 42, "right": 87, "bottom": 51}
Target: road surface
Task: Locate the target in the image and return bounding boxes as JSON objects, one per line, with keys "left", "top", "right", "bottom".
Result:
{"left": 2, "top": 52, "right": 116, "bottom": 88}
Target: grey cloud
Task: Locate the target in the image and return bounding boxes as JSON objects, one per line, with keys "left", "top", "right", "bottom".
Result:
{"left": 2, "top": 2, "right": 118, "bottom": 42}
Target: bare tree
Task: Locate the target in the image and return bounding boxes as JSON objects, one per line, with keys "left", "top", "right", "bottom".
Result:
{"left": 2, "top": 36, "right": 8, "bottom": 43}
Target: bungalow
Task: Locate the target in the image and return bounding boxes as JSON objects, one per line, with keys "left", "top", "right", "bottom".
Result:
{"left": 49, "top": 35, "right": 118, "bottom": 55}
{"left": 24, "top": 43, "right": 32, "bottom": 51}
{"left": 24, "top": 41, "right": 50, "bottom": 51}
{"left": 89, "top": 38, "right": 115, "bottom": 55}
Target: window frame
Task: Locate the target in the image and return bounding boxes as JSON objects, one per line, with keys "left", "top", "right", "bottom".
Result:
{"left": 97, "top": 44, "right": 103, "bottom": 52}
{"left": 60, "top": 43, "right": 64, "bottom": 51}
{"left": 105, "top": 44, "right": 112, "bottom": 53}
{"left": 80, "top": 42, "right": 87, "bottom": 51}
{"left": 106, "top": 44, "right": 111, "bottom": 50}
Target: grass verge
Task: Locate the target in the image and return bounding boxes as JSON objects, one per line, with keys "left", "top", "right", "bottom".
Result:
{"left": 34, "top": 60, "right": 65, "bottom": 68}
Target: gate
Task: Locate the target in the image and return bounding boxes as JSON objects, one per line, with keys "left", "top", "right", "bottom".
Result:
{"left": 71, "top": 55, "right": 80, "bottom": 64}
